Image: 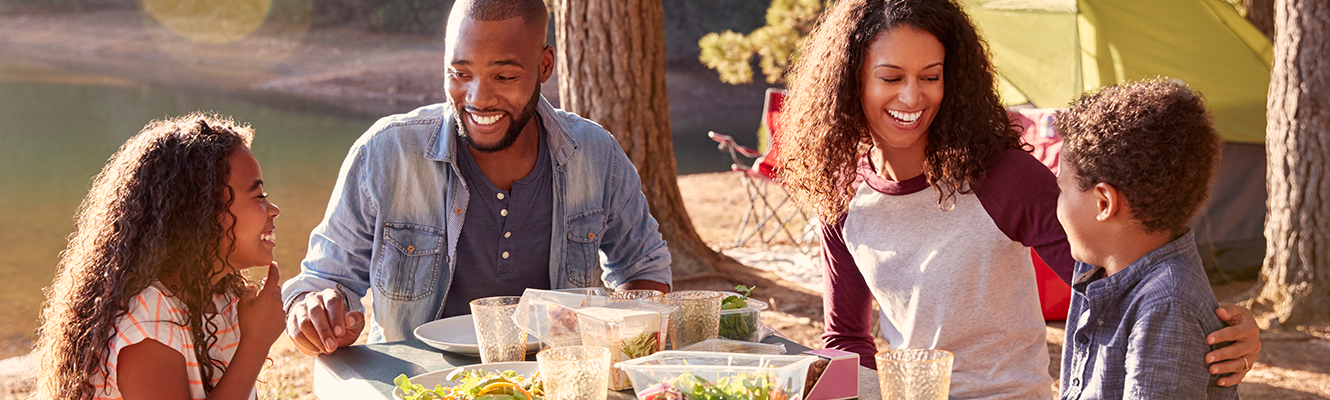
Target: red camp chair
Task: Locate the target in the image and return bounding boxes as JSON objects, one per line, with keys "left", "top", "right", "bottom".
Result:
{"left": 708, "top": 88, "right": 817, "bottom": 251}
{"left": 1010, "top": 108, "right": 1073, "bottom": 321}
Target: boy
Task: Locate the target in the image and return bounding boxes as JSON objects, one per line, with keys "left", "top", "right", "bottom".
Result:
{"left": 1054, "top": 80, "right": 1239, "bottom": 400}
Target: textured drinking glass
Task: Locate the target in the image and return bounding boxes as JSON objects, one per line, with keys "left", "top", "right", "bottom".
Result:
{"left": 662, "top": 290, "right": 723, "bottom": 349}
{"left": 609, "top": 289, "right": 665, "bottom": 303}
{"left": 537, "top": 345, "right": 611, "bottom": 400}
{"left": 470, "top": 296, "right": 527, "bottom": 363}
{"left": 876, "top": 349, "right": 953, "bottom": 400}
{"left": 238, "top": 266, "right": 269, "bottom": 287}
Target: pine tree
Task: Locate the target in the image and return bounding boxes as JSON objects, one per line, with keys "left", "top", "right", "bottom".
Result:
{"left": 697, "top": 0, "right": 824, "bottom": 85}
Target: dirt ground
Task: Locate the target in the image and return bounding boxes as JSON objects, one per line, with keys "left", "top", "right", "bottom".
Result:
{"left": 1, "top": 9, "right": 1328, "bottom": 400}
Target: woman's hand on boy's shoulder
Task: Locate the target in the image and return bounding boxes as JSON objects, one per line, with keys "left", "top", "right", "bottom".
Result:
{"left": 1206, "top": 303, "right": 1262, "bottom": 386}
{"left": 238, "top": 263, "right": 286, "bottom": 349}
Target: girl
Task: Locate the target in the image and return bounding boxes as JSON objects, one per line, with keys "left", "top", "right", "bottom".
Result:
{"left": 34, "top": 113, "right": 285, "bottom": 399}
{"left": 777, "top": 0, "right": 1261, "bottom": 398}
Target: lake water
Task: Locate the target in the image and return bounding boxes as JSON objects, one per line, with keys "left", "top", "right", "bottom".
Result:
{"left": 0, "top": 60, "right": 762, "bottom": 359}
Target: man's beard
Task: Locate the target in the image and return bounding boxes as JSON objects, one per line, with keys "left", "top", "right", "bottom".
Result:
{"left": 456, "top": 86, "right": 541, "bottom": 153}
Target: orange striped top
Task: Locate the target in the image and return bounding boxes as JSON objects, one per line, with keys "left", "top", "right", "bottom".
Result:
{"left": 91, "top": 282, "right": 254, "bottom": 400}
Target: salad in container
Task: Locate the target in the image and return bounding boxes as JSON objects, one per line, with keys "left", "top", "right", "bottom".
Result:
{"left": 575, "top": 300, "right": 675, "bottom": 390}
{"left": 718, "top": 286, "right": 770, "bottom": 342}
{"left": 615, "top": 351, "right": 816, "bottom": 400}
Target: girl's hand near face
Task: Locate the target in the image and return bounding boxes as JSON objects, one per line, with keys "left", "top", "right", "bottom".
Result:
{"left": 238, "top": 262, "right": 285, "bottom": 349}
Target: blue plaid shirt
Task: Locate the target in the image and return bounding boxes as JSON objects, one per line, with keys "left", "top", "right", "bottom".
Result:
{"left": 1060, "top": 231, "right": 1238, "bottom": 400}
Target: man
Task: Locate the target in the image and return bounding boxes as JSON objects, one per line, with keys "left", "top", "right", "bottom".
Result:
{"left": 281, "top": 0, "right": 672, "bottom": 355}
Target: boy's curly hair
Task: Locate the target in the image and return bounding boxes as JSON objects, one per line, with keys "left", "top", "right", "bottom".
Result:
{"left": 779, "top": 0, "right": 1023, "bottom": 220}
{"left": 1055, "top": 79, "right": 1221, "bottom": 235}
{"left": 35, "top": 112, "right": 253, "bottom": 399}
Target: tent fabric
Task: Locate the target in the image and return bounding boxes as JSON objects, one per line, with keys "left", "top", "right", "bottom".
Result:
{"left": 964, "top": 0, "right": 1272, "bottom": 144}
{"left": 1192, "top": 142, "right": 1266, "bottom": 282}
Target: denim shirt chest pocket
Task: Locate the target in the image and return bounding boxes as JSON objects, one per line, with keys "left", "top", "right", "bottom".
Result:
{"left": 565, "top": 209, "right": 606, "bottom": 287}
{"left": 377, "top": 223, "right": 445, "bottom": 301}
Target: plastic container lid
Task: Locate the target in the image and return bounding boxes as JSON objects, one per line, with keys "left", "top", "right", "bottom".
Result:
{"left": 678, "top": 338, "right": 786, "bottom": 355}
{"left": 616, "top": 351, "right": 818, "bottom": 399}
{"left": 718, "top": 292, "right": 769, "bottom": 314}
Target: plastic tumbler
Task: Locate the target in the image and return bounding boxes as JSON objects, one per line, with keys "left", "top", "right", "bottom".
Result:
{"left": 876, "top": 348, "right": 953, "bottom": 400}
{"left": 609, "top": 289, "right": 665, "bottom": 303}
{"left": 537, "top": 345, "right": 611, "bottom": 400}
{"left": 470, "top": 296, "right": 527, "bottom": 363}
{"left": 662, "top": 290, "right": 723, "bottom": 349}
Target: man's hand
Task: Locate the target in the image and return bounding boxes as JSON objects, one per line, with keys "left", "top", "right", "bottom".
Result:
{"left": 1206, "top": 303, "right": 1262, "bottom": 386}
{"left": 286, "top": 288, "right": 365, "bottom": 356}
{"left": 621, "top": 279, "right": 670, "bottom": 294}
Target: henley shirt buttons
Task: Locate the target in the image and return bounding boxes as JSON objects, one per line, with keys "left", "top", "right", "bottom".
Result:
{"left": 502, "top": 251, "right": 510, "bottom": 259}
{"left": 1071, "top": 378, "right": 1080, "bottom": 387}
{"left": 501, "top": 209, "right": 508, "bottom": 217}
{"left": 504, "top": 231, "right": 511, "bottom": 238}
{"left": 497, "top": 193, "right": 505, "bottom": 200}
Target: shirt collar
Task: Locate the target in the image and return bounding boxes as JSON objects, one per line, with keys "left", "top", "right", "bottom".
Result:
{"left": 1072, "top": 230, "right": 1198, "bottom": 292}
{"left": 856, "top": 155, "right": 930, "bottom": 195}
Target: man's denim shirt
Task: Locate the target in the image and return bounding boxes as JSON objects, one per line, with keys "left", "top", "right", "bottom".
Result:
{"left": 1060, "top": 231, "right": 1237, "bottom": 400}
{"left": 281, "top": 97, "right": 673, "bottom": 343}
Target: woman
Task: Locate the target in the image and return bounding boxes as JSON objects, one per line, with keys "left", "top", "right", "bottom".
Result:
{"left": 778, "top": 0, "right": 1260, "bottom": 398}
{"left": 35, "top": 113, "right": 285, "bottom": 399}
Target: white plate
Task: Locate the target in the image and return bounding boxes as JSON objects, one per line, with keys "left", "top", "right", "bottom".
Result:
{"left": 392, "top": 361, "right": 540, "bottom": 400}
{"left": 414, "top": 314, "right": 539, "bottom": 356}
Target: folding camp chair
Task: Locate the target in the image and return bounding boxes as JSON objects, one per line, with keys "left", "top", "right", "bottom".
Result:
{"left": 1009, "top": 108, "right": 1072, "bottom": 321}
{"left": 708, "top": 88, "right": 818, "bottom": 251}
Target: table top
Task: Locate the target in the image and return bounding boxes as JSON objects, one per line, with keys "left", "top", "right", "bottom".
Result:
{"left": 312, "top": 335, "right": 884, "bottom": 399}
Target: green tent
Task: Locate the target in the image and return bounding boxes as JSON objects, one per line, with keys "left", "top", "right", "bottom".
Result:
{"left": 962, "top": 0, "right": 1272, "bottom": 144}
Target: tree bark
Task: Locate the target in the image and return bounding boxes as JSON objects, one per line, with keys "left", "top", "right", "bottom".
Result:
{"left": 550, "top": 0, "right": 726, "bottom": 277}
{"left": 1252, "top": 0, "right": 1330, "bottom": 326}
{"left": 1245, "top": 0, "right": 1277, "bottom": 41}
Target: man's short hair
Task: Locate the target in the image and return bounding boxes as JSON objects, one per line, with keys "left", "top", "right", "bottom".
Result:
{"left": 456, "top": 0, "right": 548, "bottom": 27}
{"left": 1055, "top": 79, "right": 1221, "bottom": 235}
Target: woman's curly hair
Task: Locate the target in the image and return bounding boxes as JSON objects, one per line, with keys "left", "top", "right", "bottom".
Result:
{"left": 780, "top": 0, "right": 1023, "bottom": 220}
{"left": 35, "top": 112, "right": 253, "bottom": 399}
{"left": 1056, "top": 79, "right": 1220, "bottom": 235}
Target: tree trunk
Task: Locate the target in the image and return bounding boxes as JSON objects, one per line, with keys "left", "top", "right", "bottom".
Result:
{"left": 1252, "top": 0, "right": 1330, "bottom": 326}
{"left": 550, "top": 0, "right": 726, "bottom": 277}
{"left": 1245, "top": 0, "right": 1277, "bottom": 41}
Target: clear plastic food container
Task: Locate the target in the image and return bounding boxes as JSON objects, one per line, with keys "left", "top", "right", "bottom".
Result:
{"left": 512, "top": 288, "right": 611, "bottom": 348}
{"left": 719, "top": 297, "right": 768, "bottom": 341}
{"left": 678, "top": 338, "right": 786, "bottom": 355}
{"left": 615, "top": 351, "right": 817, "bottom": 400}
{"left": 576, "top": 301, "right": 675, "bottom": 390}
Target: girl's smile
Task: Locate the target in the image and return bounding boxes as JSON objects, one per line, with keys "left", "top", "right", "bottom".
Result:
{"left": 222, "top": 147, "right": 280, "bottom": 273}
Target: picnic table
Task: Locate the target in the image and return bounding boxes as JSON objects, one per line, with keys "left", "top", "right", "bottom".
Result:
{"left": 312, "top": 335, "right": 884, "bottom": 399}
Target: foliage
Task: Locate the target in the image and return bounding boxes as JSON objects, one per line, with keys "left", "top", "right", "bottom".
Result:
{"left": 697, "top": 0, "right": 825, "bottom": 85}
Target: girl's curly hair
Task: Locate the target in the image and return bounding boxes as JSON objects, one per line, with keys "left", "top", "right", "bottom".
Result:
{"left": 35, "top": 112, "right": 253, "bottom": 399}
{"left": 780, "top": 0, "right": 1023, "bottom": 220}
